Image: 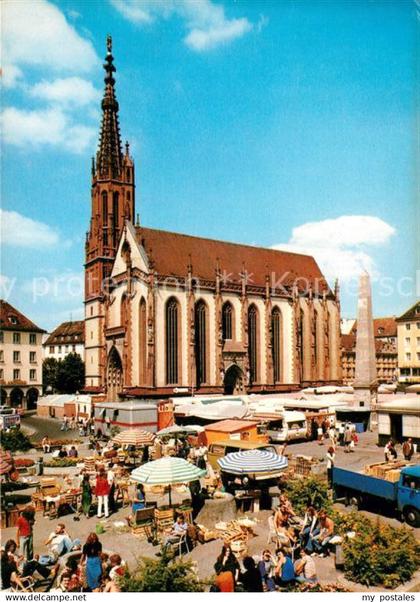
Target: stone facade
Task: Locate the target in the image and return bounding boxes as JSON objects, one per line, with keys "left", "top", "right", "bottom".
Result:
{"left": 0, "top": 300, "right": 45, "bottom": 409}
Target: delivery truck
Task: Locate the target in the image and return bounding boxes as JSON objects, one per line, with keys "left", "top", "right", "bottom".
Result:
{"left": 332, "top": 464, "right": 420, "bottom": 527}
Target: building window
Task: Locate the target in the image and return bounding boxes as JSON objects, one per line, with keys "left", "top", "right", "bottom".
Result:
{"left": 139, "top": 297, "right": 147, "bottom": 385}
{"left": 30, "top": 351, "right": 36, "bottom": 363}
{"left": 0, "top": 331, "right": 3, "bottom": 343}
{"left": 405, "top": 337, "right": 411, "bottom": 345}
{"left": 58, "top": 345, "right": 62, "bottom": 353}
{"left": 0, "top": 369, "right": 3, "bottom": 380}
{"left": 417, "top": 353, "right": 420, "bottom": 361}
{"left": 248, "top": 305, "right": 259, "bottom": 385}
{"left": 406, "top": 353, "right": 411, "bottom": 362}
{"left": 113, "top": 192, "right": 119, "bottom": 230}
{"left": 271, "top": 307, "right": 282, "bottom": 383}
{"left": 13, "top": 351, "right": 21, "bottom": 363}
{"left": 0, "top": 350, "right": 3, "bottom": 362}
{"left": 49, "top": 346, "right": 54, "bottom": 354}
{"left": 13, "top": 332, "right": 21, "bottom": 344}
{"left": 9, "top": 316, "right": 18, "bottom": 325}
{"left": 416, "top": 322, "right": 420, "bottom": 329}
{"left": 13, "top": 369, "right": 20, "bottom": 380}
{"left": 72, "top": 345, "right": 76, "bottom": 352}
{"left": 30, "top": 369, "right": 36, "bottom": 381}
{"left": 65, "top": 345, "right": 69, "bottom": 353}
{"left": 165, "top": 297, "right": 180, "bottom": 385}
{"left": 29, "top": 333, "right": 36, "bottom": 344}
{"left": 195, "top": 300, "right": 208, "bottom": 387}
{"left": 222, "top": 302, "right": 233, "bottom": 341}
{"left": 406, "top": 324, "right": 411, "bottom": 330}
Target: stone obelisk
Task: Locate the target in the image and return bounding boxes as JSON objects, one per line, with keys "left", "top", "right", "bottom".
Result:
{"left": 353, "top": 271, "right": 378, "bottom": 411}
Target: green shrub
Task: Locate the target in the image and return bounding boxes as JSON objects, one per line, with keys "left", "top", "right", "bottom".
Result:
{"left": 343, "top": 518, "right": 420, "bottom": 587}
{"left": 119, "top": 549, "right": 204, "bottom": 592}
{"left": 44, "top": 457, "right": 80, "bottom": 467}
{"left": 283, "top": 475, "right": 332, "bottom": 514}
{"left": 0, "top": 430, "right": 32, "bottom": 452}
{"left": 331, "top": 510, "right": 372, "bottom": 536}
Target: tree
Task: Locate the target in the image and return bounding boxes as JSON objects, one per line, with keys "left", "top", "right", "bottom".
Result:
{"left": 284, "top": 475, "right": 332, "bottom": 515}
{"left": 119, "top": 549, "right": 204, "bottom": 592}
{"left": 42, "top": 357, "right": 59, "bottom": 393}
{"left": 55, "top": 353, "right": 85, "bottom": 394}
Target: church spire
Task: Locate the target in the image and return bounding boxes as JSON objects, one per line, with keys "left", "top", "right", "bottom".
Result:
{"left": 96, "top": 35, "right": 123, "bottom": 179}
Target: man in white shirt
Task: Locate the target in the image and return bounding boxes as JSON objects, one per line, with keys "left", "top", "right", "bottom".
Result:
{"left": 44, "top": 524, "right": 80, "bottom": 559}
{"left": 162, "top": 514, "right": 188, "bottom": 550}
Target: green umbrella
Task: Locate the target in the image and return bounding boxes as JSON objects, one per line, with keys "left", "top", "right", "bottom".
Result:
{"left": 130, "top": 457, "right": 206, "bottom": 506}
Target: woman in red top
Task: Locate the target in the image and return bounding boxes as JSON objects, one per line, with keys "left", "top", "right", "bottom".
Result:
{"left": 95, "top": 471, "right": 110, "bottom": 518}
{"left": 16, "top": 509, "right": 34, "bottom": 561}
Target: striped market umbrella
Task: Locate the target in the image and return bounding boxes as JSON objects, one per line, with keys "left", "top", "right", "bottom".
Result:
{"left": 217, "top": 449, "right": 288, "bottom": 479}
{"left": 112, "top": 429, "right": 155, "bottom": 447}
{"left": 0, "top": 449, "right": 13, "bottom": 476}
{"left": 131, "top": 457, "right": 206, "bottom": 505}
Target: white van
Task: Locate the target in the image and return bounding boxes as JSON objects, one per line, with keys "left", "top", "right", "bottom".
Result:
{"left": 262, "top": 411, "right": 308, "bottom": 443}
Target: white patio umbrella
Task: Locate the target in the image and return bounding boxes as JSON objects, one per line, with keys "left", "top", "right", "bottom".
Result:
{"left": 131, "top": 456, "right": 206, "bottom": 505}
{"left": 218, "top": 449, "right": 288, "bottom": 480}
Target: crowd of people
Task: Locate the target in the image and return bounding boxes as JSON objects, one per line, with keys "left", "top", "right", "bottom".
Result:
{"left": 1, "top": 508, "right": 125, "bottom": 593}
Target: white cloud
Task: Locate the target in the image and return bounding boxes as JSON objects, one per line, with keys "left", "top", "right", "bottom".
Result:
{"left": 110, "top": 0, "right": 255, "bottom": 51}
{"left": 1, "top": 1, "right": 100, "bottom": 155}
{"left": 0, "top": 209, "right": 60, "bottom": 248}
{"left": 272, "top": 215, "right": 396, "bottom": 283}
{"left": 1, "top": 0, "right": 99, "bottom": 84}
{"left": 30, "top": 77, "right": 101, "bottom": 108}
{"left": 1, "top": 106, "right": 96, "bottom": 153}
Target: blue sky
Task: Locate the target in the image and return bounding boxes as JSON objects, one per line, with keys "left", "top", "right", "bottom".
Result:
{"left": 1, "top": 0, "right": 418, "bottom": 331}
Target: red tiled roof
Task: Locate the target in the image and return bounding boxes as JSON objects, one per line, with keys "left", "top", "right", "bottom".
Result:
{"left": 0, "top": 300, "right": 46, "bottom": 333}
{"left": 44, "top": 320, "right": 85, "bottom": 346}
{"left": 136, "top": 227, "right": 331, "bottom": 295}
{"left": 341, "top": 333, "right": 396, "bottom": 355}
{"left": 396, "top": 302, "right": 420, "bottom": 323}
{"left": 349, "top": 317, "right": 397, "bottom": 338}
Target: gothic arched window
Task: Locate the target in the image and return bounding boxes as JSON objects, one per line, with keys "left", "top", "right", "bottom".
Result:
{"left": 222, "top": 302, "right": 233, "bottom": 341}
{"left": 166, "top": 297, "right": 180, "bottom": 385}
{"left": 195, "top": 300, "right": 208, "bottom": 386}
{"left": 271, "top": 307, "right": 282, "bottom": 383}
{"left": 113, "top": 192, "right": 119, "bottom": 230}
{"left": 248, "top": 304, "right": 259, "bottom": 384}
{"left": 139, "top": 297, "right": 147, "bottom": 385}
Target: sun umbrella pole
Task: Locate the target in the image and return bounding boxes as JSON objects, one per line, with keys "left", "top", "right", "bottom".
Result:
{"left": 168, "top": 483, "right": 172, "bottom": 507}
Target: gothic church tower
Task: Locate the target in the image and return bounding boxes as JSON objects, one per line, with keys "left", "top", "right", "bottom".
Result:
{"left": 84, "top": 37, "right": 135, "bottom": 390}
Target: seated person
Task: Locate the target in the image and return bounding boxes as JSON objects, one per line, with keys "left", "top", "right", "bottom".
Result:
{"left": 274, "top": 549, "right": 295, "bottom": 585}
{"left": 239, "top": 556, "right": 263, "bottom": 592}
{"left": 162, "top": 514, "right": 188, "bottom": 550}
{"left": 306, "top": 511, "right": 334, "bottom": 556}
{"left": 299, "top": 506, "right": 319, "bottom": 549}
{"left": 108, "top": 554, "right": 125, "bottom": 581}
{"left": 42, "top": 437, "right": 51, "bottom": 453}
{"left": 257, "top": 549, "right": 276, "bottom": 592}
{"left": 44, "top": 524, "right": 81, "bottom": 558}
{"left": 58, "top": 447, "right": 68, "bottom": 459}
{"left": 132, "top": 483, "right": 146, "bottom": 512}
{"left": 294, "top": 548, "right": 318, "bottom": 584}
{"left": 279, "top": 494, "right": 295, "bottom": 517}
{"left": 68, "top": 446, "right": 78, "bottom": 458}
{"left": 0, "top": 550, "right": 30, "bottom": 591}
{"left": 103, "top": 574, "right": 121, "bottom": 592}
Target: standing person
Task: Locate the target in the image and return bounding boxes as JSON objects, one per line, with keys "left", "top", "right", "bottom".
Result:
{"left": 81, "top": 474, "right": 92, "bottom": 518}
{"left": 81, "top": 533, "right": 102, "bottom": 591}
{"left": 328, "top": 425, "right": 337, "bottom": 448}
{"left": 338, "top": 422, "right": 345, "bottom": 447}
{"left": 154, "top": 437, "right": 163, "bottom": 460}
{"left": 402, "top": 438, "right": 414, "bottom": 461}
{"left": 95, "top": 470, "right": 110, "bottom": 519}
{"left": 326, "top": 446, "right": 335, "bottom": 486}
{"left": 343, "top": 426, "right": 352, "bottom": 453}
{"left": 385, "top": 439, "right": 397, "bottom": 462}
{"left": 107, "top": 463, "right": 116, "bottom": 513}
{"left": 317, "top": 424, "right": 324, "bottom": 445}
{"left": 131, "top": 483, "right": 146, "bottom": 513}
{"left": 16, "top": 509, "right": 34, "bottom": 561}
{"left": 350, "top": 431, "right": 358, "bottom": 452}
{"left": 42, "top": 436, "right": 51, "bottom": 453}
{"left": 196, "top": 443, "right": 208, "bottom": 470}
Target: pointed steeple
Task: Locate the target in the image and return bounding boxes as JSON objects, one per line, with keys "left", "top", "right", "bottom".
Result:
{"left": 96, "top": 35, "right": 123, "bottom": 179}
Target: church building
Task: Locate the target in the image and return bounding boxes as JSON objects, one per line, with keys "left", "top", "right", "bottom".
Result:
{"left": 84, "top": 38, "right": 342, "bottom": 401}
